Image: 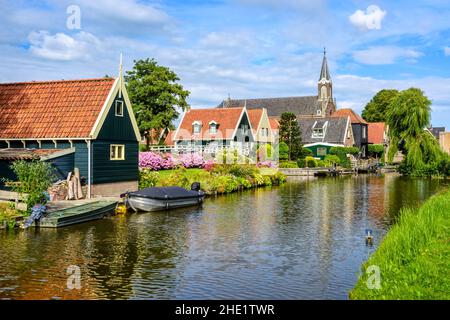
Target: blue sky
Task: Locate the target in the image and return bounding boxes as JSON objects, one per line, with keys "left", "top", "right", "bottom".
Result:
{"left": 1, "top": 0, "right": 450, "bottom": 127}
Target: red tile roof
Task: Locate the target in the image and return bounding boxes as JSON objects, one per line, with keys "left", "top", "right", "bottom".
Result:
{"left": 176, "top": 107, "right": 244, "bottom": 140}
{"left": 332, "top": 108, "right": 367, "bottom": 124}
{"left": 0, "top": 78, "right": 115, "bottom": 139}
{"left": 368, "top": 122, "right": 386, "bottom": 144}
{"left": 268, "top": 117, "right": 279, "bottom": 130}
{"left": 164, "top": 130, "right": 174, "bottom": 146}
{"left": 247, "top": 109, "right": 264, "bottom": 133}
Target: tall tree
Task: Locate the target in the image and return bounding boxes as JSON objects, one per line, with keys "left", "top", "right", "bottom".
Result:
{"left": 386, "top": 88, "right": 443, "bottom": 168}
{"left": 362, "top": 89, "right": 399, "bottom": 122}
{"left": 278, "top": 112, "right": 302, "bottom": 161}
{"left": 125, "top": 58, "right": 190, "bottom": 148}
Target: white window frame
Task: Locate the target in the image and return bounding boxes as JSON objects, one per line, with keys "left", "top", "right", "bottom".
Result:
{"left": 110, "top": 144, "right": 125, "bottom": 160}
{"left": 209, "top": 123, "right": 217, "bottom": 134}
{"left": 312, "top": 128, "right": 324, "bottom": 138}
{"left": 115, "top": 100, "right": 124, "bottom": 117}
{"left": 317, "top": 109, "right": 322, "bottom": 116}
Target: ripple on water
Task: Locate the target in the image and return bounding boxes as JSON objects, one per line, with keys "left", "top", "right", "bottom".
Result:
{"left": 0, "top": 176, "right": 448, "bottom": 299}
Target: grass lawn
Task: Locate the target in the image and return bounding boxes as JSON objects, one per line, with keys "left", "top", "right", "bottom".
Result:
{"left": 350, "top": 189, "right": 450, "bottom": 300}
{"left": 156, "top": 168, "right": 204, "bottom": 180}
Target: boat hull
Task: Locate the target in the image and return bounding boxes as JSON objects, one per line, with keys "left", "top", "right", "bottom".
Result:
{"left": 35, "top": 201, "right": 117, "bottom": 228}
{"left": 126, "top": 195, "right": 204, "bottom": 212}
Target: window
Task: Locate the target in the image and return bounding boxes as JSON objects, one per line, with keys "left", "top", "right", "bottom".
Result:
{"left": 317, "top": 109, "right": 322, "bottom": 116}
{"left": 193, "top": 123, "right": 201, "bottom": 134}
{"left": 321, "top": 86, "right": 327, "bottom": 99}
{"left": 317, "top": 147, "right": 327, "bottom": 156}
{"left": 110, "top": 144, "right": 125, "bottom": 160}
{"left": 362, "top": 126, "right": 367, "bottom": 139}
{"left": 209, "top": 122, "right": 217, "bottom": 134}
{"left": 115, "top": 101, "right": 124, "bottom": 116}
{"left": 312, "top": 128, "right": 324, "bottom": 138}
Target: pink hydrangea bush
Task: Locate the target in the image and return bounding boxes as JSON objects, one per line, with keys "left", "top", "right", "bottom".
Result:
{"left": 139, "top": 152, "right": 164, "bottom": 170}
{"left": 178, "top": 153, "right": 205, "bottom": 168}
{"left": 139, "top": 152, "right": 208, "bottom": 170}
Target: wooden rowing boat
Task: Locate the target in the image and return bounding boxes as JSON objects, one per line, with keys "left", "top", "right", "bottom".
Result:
{"left": 35, "top": 201, "right": 117, "bottom": 228}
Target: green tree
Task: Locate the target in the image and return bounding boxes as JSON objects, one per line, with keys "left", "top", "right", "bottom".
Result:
{"left": 125, "top": 58, "right": 190, "bottom": 148}
{"left": 386, "top": 88, "right": 445, "bottom": 171}
{"left": 5, "top": 160, "right": 55, "bottom": 213}
{"left": 362, "top": 89, "right": 399, "bottom": 122}
{"left": 278, "top": 112, "right": 302, "bottom": 160}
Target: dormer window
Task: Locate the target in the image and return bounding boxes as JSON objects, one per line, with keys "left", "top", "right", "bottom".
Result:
{"left": 115, "top": 100, "right": 124, "bottom": 117}
{"left": 209, "top": 121, "right": 218, "bottom": 134}
{"left": 312, "top": 121, "right": 328, "bottom": 138}
{"left": 312, "top": 128, "right": 324, "bottom": 138}
{"left": 192, "top": 121, "right": 201, "bottom": 134}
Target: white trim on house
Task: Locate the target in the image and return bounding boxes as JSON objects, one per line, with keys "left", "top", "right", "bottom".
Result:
{"left": 303, "top": 142, "right": 343, "bottom": 148}
{"left": 343, "top": 116, "right": 351, "bottom": 144}
{"left": 173, "top": 111, "right": 187, "bottom": 143}
{"left": 110, "top": 144, "right": 125, "bottom": 160}
{"left": 39, "top": 147, "right": 76, "bottom": 161}
{"left": 115, "top": 100, "right": 124, "bottom": 117}
{"left": 230, "top": 107, "right": 255, "bottom": 141}
{"left": 89, "top": 75, "right": 141, "bottom": 141}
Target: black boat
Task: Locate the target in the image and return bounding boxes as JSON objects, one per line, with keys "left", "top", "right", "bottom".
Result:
{"left": 122, "top": 183, "right": 205, "bottom": 212}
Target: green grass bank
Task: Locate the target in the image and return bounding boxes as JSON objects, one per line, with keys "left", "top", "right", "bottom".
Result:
{"left": 350, "top": 189, "right": 450, "bottom": 299}
{"left": 139, "top": 166, "right": 286, "bottom": 196}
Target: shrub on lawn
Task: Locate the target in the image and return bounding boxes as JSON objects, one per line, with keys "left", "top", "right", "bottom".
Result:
{"left": 139, "top": 169, "right": 159, "bottom": 189}
{"left": 305, "top": 156, "right": 317, "bottom": 168}
{"left": 368, "top": 144, "right": 385, "bottom": 158}
{"left": 5, "top": 160, "right": 55, "bottom": 213}
{"left": 279, "top": 161, "right": 298, "bottom": 168}
{"left": 278, "top": 142, "right": 289, "bottom": 161}
{"left": 297, "top": 159, "right": 305, "bottom": 168}
{"left": 298, "top": 147, "right": 313, "bottom": 159}
{"left": 324, "top": 154, "right": 341, "bottom": 166}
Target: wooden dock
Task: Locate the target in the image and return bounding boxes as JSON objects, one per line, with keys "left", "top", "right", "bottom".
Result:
{"left": 35, "top": 200, "right": 118, "bottom": 228}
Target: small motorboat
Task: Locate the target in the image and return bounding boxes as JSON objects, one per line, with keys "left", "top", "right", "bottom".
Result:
{"left": 122, "top": 183, "right": 205, "bottom": 212}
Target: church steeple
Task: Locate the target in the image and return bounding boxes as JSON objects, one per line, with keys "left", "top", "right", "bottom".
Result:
{"left": 317, "top": 48, "right": 335, "bottom": 116}
{"left": 319, "top": 48, "right": 331, "bottom": 81}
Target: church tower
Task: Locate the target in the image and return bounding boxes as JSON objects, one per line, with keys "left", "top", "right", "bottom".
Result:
{"left": 317, "top": 48, "right": 335, "bottom": 116}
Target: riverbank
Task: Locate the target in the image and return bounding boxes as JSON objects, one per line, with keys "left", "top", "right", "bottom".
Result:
{"left": 350, "top": 189, "right": 450, "bottom": 299}
{"left": 139, "top": 166, "right": 287, "bottom": 196}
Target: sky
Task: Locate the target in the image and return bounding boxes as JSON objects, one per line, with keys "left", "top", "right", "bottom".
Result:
{"left": 1, "top": 0, "right": 450, "bottom": 127}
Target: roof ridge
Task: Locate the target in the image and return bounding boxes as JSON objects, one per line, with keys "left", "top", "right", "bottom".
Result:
{"left": 0, "top": 78, "right": 115, "bottom": 86}
{"left": 228, "top": 95, "right": 317, "bottom": 101}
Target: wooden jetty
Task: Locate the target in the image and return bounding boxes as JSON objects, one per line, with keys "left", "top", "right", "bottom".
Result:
{"left": 35, "top": 200, "right": 117, "bottom": 228}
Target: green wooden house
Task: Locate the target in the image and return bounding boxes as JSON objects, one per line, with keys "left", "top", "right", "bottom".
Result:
{"left": 0, "top": 73, "right": 141, "bottom": 197}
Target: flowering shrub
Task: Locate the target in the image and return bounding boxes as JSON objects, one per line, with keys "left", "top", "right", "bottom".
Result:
{"left": 257, "top": 161, "right": 277, "bottom": 168}
{"left": 139, "top": 152, "right": 164, "bottom": 170}
{"left": 139, "top": 152, "right": 208, "bottom": 170}
{"left": 203, "top": 159, "right": 215, "bottom": 171}
{"left": 178, "top": 153, "right": 205, "bottom": 168}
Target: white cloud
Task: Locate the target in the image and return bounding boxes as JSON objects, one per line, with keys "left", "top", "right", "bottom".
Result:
{"left": 28, "top": 31, "right": 103, "bottom": 61}
{"left": 353, "top": 46, "right": 423, "bottom": 65}
{"left": 445, "top": 47, "right": 450, "bottom": 56}
{"left": 77, "top": 0, "right": 169, "bottom": 24}
{"left": 349, "top": 5, "right": 386, "bottom": 31}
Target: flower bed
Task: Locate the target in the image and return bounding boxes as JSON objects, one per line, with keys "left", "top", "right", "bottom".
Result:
{"left": 139, "top": 164, "right": 287, "bottom": 196}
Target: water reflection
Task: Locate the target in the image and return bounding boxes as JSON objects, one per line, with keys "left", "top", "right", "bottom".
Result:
{"left": 0, "top": 174, "right": 448, "bottom": 300}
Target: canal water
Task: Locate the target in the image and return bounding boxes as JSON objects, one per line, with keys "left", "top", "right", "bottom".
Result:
{"left": 0, "top": 174, "right": 448, "bottom": 300}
